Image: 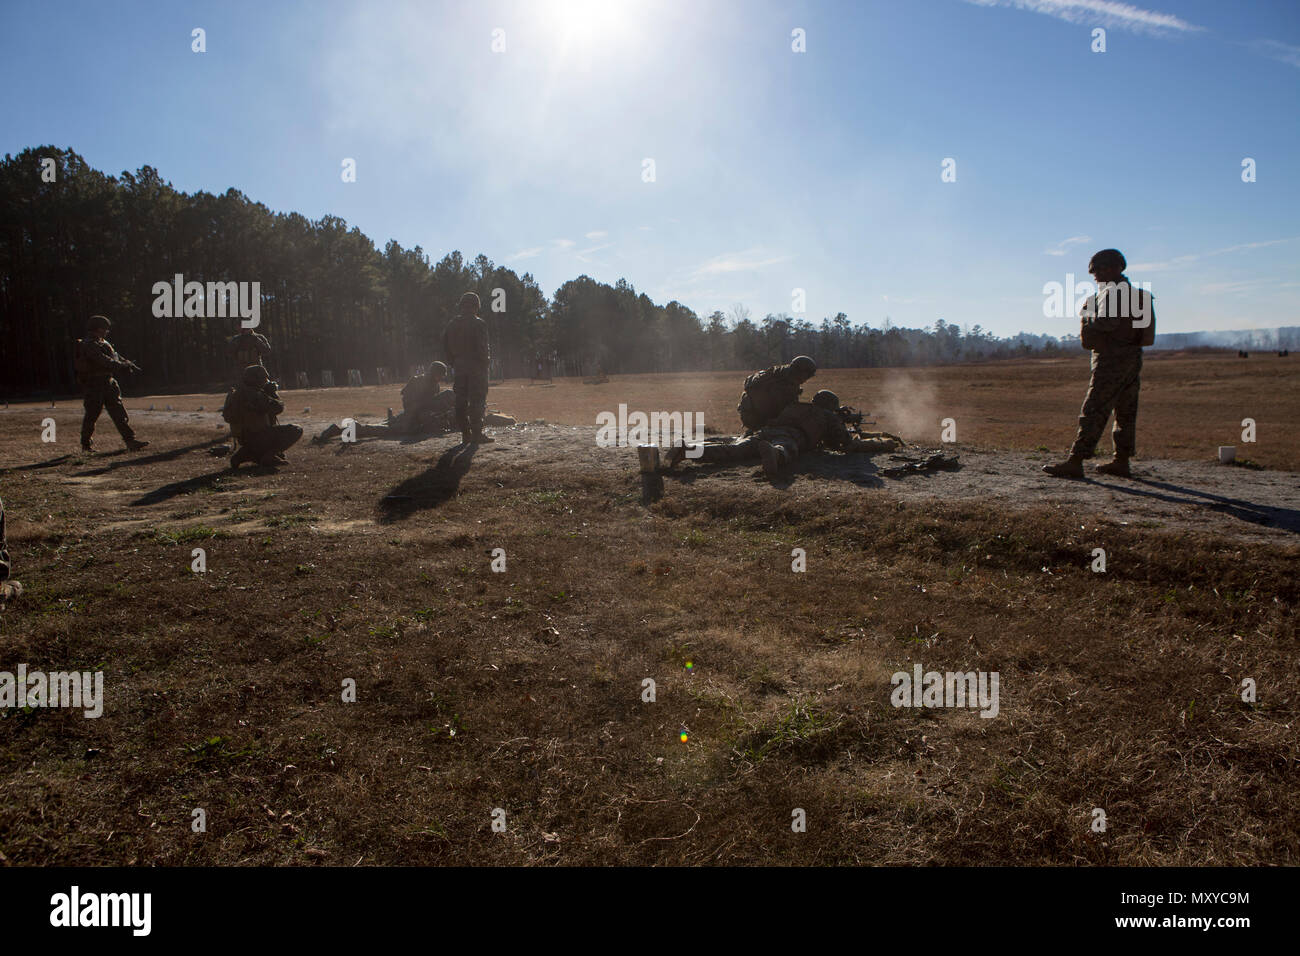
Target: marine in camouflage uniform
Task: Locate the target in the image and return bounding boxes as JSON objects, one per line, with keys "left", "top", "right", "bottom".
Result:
{"left": 76, "top": 315, "right": 149, "bottom": 453}
{"left": 226, "top": 366, "right": 303, "bottom": 468}
{"left": 442, "top": 292, "right": 493, "bottom": 444}
{"left": 670, "top": 390, "right": 901, "bottom": 479}
{"left": 1044, "top": 249, "right": 1154, "bottom": 479}
{"left": 737, "top": 355, "right": 817, "bottom": 432}
{"left": 314, "top": 363, "right": 456, "bottom": 442}
{"left": 0, "top": 498, "right": 20, "bottom": 604}
{"left": 229, "top": 329, "right": 272, "bottom": 383}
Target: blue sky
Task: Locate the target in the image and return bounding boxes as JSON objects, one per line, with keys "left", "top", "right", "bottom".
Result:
{"left": 2, "top": 0, "right": 1297, "bottom": 337}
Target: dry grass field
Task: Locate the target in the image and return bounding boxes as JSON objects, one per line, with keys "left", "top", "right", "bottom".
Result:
{"left": 0, "top": 352, "right": 1296, "bottom": 865}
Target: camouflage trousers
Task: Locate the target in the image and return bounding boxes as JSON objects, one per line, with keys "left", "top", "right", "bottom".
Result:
{"left": 1070, "top": 349, "right": 1142, "bottom": 459}
{"left": 453, "top": 366, "right": 490, "bottom": 434}
{"left": 699, "top": 426, "right": 804, "bottom": 465}
{"left": 81, "top": 379, "right": 136, "bottom": 446}
{"left": 355, "top": 411, "right": 452, "bottom": 439}
{"left": 241, "top": 424, "right": 303, "bottom": 462}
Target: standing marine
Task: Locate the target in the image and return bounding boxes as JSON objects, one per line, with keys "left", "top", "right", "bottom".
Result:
{"left": 738, "top": 355, "right": 817, "bottom": 432}
{"left": 1043, "top": 248, "right": 1154, "bottom": 479}
{"left": 442, "top": 291, "right": 493, "bottom": 445}
{"left": 75, "top": 314, "right": 150, "bottom": 453}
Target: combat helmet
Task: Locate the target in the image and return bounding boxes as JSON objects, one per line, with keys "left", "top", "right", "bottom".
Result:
{"left": 790, "top": 355, "right": 817, "bottom": 379}
{"left": 88, "top": 314, "right": 112, "bottom": 331}
{"left": 812, "top": 389, "right": 839, "bottom": 410}
{"left": 1088, "top": 249, "right": 1126, "bottom": 272}
{"left": 242, "top": 365, "right": 270, "bottom": 386}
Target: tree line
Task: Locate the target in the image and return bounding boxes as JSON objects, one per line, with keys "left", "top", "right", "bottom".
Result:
{"left": 1, "top": 146, "right": 1070, "bottom": 397}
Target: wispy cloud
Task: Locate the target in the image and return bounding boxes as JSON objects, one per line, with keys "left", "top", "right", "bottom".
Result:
{"left": 965, "top": 0, "right": 1205, "bottom": 36}
{"left": 689, "top": 248, "right": 791, "bottom": 279}
{"left": 585, "top": 230, "right": 608, "bottom": 239}
{"left": 509, "top": 237, "right": 587, "bottom": 261}
{"left": 576, "top": 242, "right": 613, "bottom": 265}
{"left": 1194, "top": 280, "right": 1272, "bottom": 296}
{"left": 1253, "top": 39, "right": 1300, "bottom": 69}
{"left": 1045, "top": 235, "right": 1092, "bottom": 256}
{"left": 1130, "top": 237, "right": 1300, "bottom": 272}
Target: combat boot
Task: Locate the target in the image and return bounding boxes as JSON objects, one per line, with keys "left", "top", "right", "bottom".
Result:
{"left": 1042, "top": 456, "right": 1084, "bottom": 479}
{"left": 0, "top": 580, "right": 21, "bottom": 603}
{"left": 1095, "top": 457, "right": 1131, "bottom": 478}
{"left": 756, "top": 440, "right": 787, "bottom": 479}
{"left": 473, "top": 431, "right": 495, "bottom": 444}
{"left": 229, "top": 447, "right": 253, "bottom": 469}
{"left": 126, "top": 439, "right": 150, "bottom": 451}
{"left": 80, "top": 439, "right": 95, "bottom": 453}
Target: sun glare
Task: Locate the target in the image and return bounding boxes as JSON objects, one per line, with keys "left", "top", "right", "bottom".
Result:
{"left": 546, "top": 0, "right": 645, "bottom": 52}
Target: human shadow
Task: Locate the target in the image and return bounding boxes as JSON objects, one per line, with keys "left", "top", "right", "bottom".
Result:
{"left": 72, "top": 439, "right": 226, "bottom": 477}
{"left": 130, "top": 468, "right": 231, "bottom": 506}
{"left": 0, "top": 454, "right": 75, "bottom": 476}
{"left": 377, "top": 444, "right": 477, "bottom": 522}
{"left": 1116, "top": 477, "right": 1300, "bottom": 534}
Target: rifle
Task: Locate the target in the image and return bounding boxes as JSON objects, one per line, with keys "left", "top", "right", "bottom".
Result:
{"left": 835, "top": 404, "right": 877, "bottom": 438}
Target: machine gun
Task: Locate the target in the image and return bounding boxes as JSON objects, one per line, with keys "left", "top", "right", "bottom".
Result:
{"left": 835, "top": 404, "right": 877, "bottom": 438}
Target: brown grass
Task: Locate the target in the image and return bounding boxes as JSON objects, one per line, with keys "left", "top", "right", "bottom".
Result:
{"left": 0, "top": 353, "right": 1296, "bottom": 865}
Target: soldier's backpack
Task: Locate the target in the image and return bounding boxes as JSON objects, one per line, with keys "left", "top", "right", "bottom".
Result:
{"left": 220, "top": 387, "right": 245, "bottom": 442}
{"left": 1133, "top": 288, "right": 1155, "bottom": 348}
{"left": 737, "top": 366, "right": 792, "bottom": 430}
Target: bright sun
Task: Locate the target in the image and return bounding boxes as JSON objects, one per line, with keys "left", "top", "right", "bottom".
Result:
{"left": 547, "top": 0, "right": 643, "bottom": 49}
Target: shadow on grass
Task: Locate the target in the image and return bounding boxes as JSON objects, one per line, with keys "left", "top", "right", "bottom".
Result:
{"left": 0, "top": 454, "right": 75, "bottom": 475}
{"left": 377, "top": 444, "right": 477, "bottom": 522}
{"left": 1119, "top": 477, "right": 1300, "bottom": 533}
{"left": 130, "top": 468, "right": 232, "bottom": 506}
{"left": 323, "top": 428, "right": 454, "bottom": 454}
{"left": 73, "top": 439, "right": 226, "bottom": 477}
